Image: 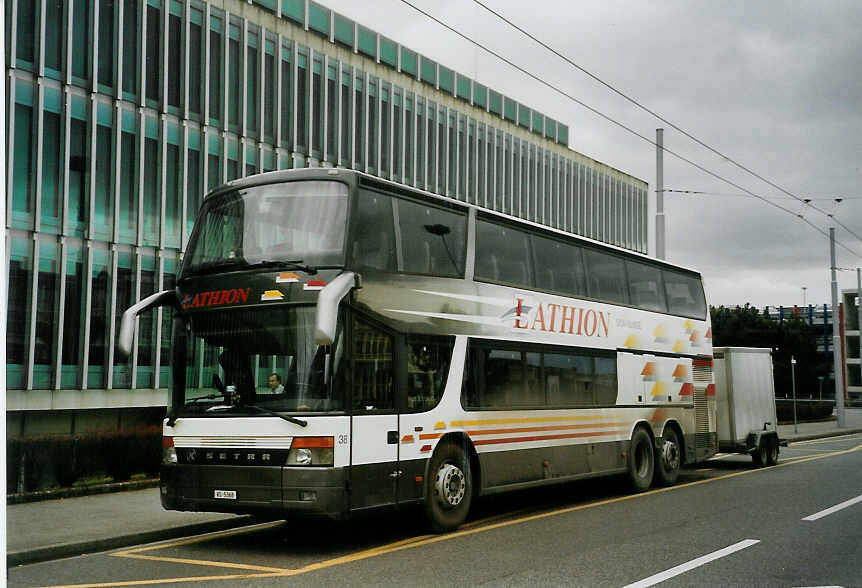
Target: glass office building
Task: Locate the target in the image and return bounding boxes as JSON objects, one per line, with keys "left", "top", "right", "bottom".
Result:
{"left": 5, "top": 0, "right": 648, "bottom": 432}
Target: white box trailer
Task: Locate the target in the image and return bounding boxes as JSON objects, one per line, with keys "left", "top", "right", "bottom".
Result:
{"left": 713, "top": 347, "right": 781, "bottom": 466}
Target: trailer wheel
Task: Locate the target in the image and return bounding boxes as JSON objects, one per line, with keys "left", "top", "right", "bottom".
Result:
{"left": 766, "top": 436, "right": 779, "bottom": 466}
{"left": 654, "top": 427, "right": 681, "bottom": 486}
{"left": 752, "top": 439, "right": 768, "bottom": 467}
{"left": 424, "top": 440, "right": 472, "bottom": 533}
{"left": 628, "top": 427, "right": 655, "bottom": 492}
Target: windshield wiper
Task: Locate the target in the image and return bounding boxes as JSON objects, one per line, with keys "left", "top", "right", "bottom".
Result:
{"left": 244, "top": 259, "right": 318, "bottom": 275}
{"left": 186, "top": 392, "right": 228, "bottom": 403}
{"left": 243, "top": 404, "right": 308, "bottom": 427}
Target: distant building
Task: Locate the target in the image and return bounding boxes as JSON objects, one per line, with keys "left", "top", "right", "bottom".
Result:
{"left": 5, "top": 0, "right": 649, "bottom": 437}
{"left": 762, "top": 295, "right": 861, "bottom": 405}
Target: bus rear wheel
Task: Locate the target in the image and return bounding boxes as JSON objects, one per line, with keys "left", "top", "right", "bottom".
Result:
{"left": 654, "top": 426, "right": 681, "bottom": 486}
{"left": 424, "top": 441, "right": 472, "bottom": 533}
{"left": 628, "top": 427, "right": 655, "bottom": 492}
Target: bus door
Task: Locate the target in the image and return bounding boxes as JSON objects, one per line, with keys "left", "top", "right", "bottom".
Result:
{"left": 348, "top": 317, "right": 401, "bottom": 511}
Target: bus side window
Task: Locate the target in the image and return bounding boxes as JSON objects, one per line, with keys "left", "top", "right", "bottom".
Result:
{"left": 351, "top": 318, "right": 394, "bottom": 410}
{"left": 352, "top": 189, "right": 396, "bottom": 271}
{"left": 406, "top": 337, "right": 454, "bottom": 412}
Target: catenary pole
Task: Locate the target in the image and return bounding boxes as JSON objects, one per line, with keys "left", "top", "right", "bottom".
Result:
{"left": 830, "top": 228, "right": 845, "bottom": 427}
{"left": 655, "top": 128, "right": 665, "bottom": 260}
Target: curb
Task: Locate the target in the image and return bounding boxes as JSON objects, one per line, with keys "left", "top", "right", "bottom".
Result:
{"left": 781, "top": 428, "right": 862, "bottom": 444}
{"left": 7, "top": 479, "right": 161, "bottom": 505}
{"left": 7, "top": 516, "right": 255, "bottom": 567}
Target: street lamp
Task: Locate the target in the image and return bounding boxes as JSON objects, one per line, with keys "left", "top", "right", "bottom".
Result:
{"left": 802, "top": 286, "right": 807, "bottom": 306}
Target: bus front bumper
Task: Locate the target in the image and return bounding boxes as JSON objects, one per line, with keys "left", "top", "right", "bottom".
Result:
{"left": 160, "top": 464, "right": 348, "bottom": 519}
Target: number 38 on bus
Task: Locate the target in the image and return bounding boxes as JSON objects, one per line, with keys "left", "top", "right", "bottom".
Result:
{"left": 119, "top": 168, "right": 716, "bottom": 532}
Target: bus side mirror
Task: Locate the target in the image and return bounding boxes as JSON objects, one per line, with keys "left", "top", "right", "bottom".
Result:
{"left": 315, "top": 272, "right": 359, "bottom": 344}
{"left": 117, "top": 290, "right": 179, "bottom": 360}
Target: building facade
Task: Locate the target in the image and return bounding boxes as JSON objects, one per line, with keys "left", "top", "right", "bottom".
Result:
{"left": 5, "top": 0, "right": 649, "bottom": 435}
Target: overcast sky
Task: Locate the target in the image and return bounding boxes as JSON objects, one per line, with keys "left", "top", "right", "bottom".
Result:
{"left": 325, "top": 0, "right": 862, "bottom": 308}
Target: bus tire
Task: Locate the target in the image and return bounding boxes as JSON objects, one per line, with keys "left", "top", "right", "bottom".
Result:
{"left": 654, "top": 426, "right": 681, "bottom": 486}
{"left": 424, "top": 441, "right": 472, "bottom": 533}
{"left": 628, "top": 427, "right": 655, "bottom": 492}
{"left": 766, "top": 436, "right": 779, "bottom": 466}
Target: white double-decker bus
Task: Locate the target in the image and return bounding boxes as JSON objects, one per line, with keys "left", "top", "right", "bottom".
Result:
{"left": 120, "top": 168, "right": 715, "bottom": 532}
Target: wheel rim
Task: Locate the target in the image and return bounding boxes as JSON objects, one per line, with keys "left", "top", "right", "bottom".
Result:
{"left": 434, "top": 463, "right": 466, "bottom": 509}
{"left": 662, "top": 437, "right": 680, "bottom": 471}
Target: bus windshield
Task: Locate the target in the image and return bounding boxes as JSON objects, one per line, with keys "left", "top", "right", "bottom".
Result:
{"left": 183, "top": 180, "right": 349, "bottom": 275}
{"left": 173, "top": 306, "right": 345, "bottom": 415}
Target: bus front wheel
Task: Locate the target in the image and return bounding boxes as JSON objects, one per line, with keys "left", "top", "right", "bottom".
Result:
{"left": 424, "top": 441, "right": 472, "bottom": 533}
{"left": 628, "top": 427, "right": 655, "bottom": 492}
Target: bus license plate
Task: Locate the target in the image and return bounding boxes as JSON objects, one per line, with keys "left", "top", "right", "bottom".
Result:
{"left": 214, "top": 490, "right": 236, "bottom": 500}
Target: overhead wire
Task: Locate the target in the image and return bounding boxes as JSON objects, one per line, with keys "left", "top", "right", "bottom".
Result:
{"left": 395, "top": 0, "right": 862, "bottom": 259}
{"left": 470, "top": 0, "right": 862, "bottom": 248}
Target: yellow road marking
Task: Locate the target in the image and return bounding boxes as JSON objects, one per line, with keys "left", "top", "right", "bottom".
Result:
{"left": 36, "top": 442, "right": 862, "bottom": 588}
{"left": 114, "top": 553, "right": 289, "bottom": 573}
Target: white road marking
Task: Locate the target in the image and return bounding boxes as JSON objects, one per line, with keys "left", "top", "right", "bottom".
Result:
{"left": 792, "top": 434, "right": 862, "bottom": 446}
{"left": 802, "top": 494, "right": 862, "bottom": 521}
{"left": 622, "top": 539, "right": 760, "bottom": 588}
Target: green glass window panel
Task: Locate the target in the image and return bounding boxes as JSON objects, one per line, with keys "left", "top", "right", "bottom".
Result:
{"left": 207, "top": 154, "right": 221, "bottom": 189}
{"left": 34, "top": 241, "right": 60, "bottom": 387}
{"left": 282, "top": 0, "right": 304, "bottom": 25}
{"left": 98, "top": 0, "right": 115, "bottom": 86}
{"left": 71, "top": 95, "right": 87, "bottom": 119}
{"left": 15, "top": 80, "right": 34, "bottom": 106}
{"left": 166, "top": 12, "right": 182, "bottom": 107}
{"left": 228, "top": 34, "right": 241, "bottom": 126}
{"left": 357, "top": 26, "right": 376, "bottom": 57}
{"left": 438, "top": 66, "right": 454, "bottom": 93}
{"left": 142, "top": 138, "right": 160, "bottom": 245}
{"left": 97, "top": 102, "right": 112, "bottom": 126}
{"left": 145, "top": 4, "right": 160, "bottom": 101}
{"left": 94, "top": 125, "right": 114, "bottom": 240}
{"left": 503, "top": 97, "right": 518, "bottom": 122}
{"left": 558, "top": 124, "right": 568, "bottom": 145}
{"left": 518, "top": 105, "right": 530, "bottom": 128}
{"left": 545, "top": 118, "right": 557, "bottom": 139}
{"left": 112, "top": 252, "right": 134, "bottom": 388}
{"left": 228, "top": 22, "right": 240, "bottom": 41}
{"left": 165, "top": 144, "right": 181, "bottom": 247}
{"left": 12, "top": 104, "right": 33, "bottom": 218}
{"left": 41, "top": 112, "right": 62, "bottom": 232}
{"left": 208, "top": 25, "right": 222, "bottom": 122}
{"left": 456, "top": 75, "right": 470, "bottom": 101}
{"left": 228, "top": 136, "right": 239, "bottom": 160}
{"left": 308, "top": 2, "right": 330, "bottom": 35}
{"left": 68, "top": 118, "right": 88, "bottom": 235}
{"left": 16, "top": 0, "right": 36, "bottom": 67}
{"left": 380, "top": 37, "right": 397, "bottom": 68}
{"left": 247, "top": 42, "right": 259, "bottom": 133}
{"left": 72, "top": 0, "right": 90, "bottom": 79}
{"left": 473, "top": 83, "right": 487, "bottom": 108}
{"left": 400, "top": 47, "right": 417, "bottom": 76}
{"left": 119, "top": 131, "right": 137, "bottom": 243}
{"left": 123, "top": 0, "right": 138, "bottom": 94}
{"left": 170, "top": 0, "right": 182, "bottom": 15}
{"left": 489, "top": 91, "right": 502, "bottom": 115}
{"left": 136, "top": 252, "right": 157, "bottom": 386}
{"left": 208, "top": 134, "right": 221, "bottom": 155}
{"left": 532, "top": 112, "right": 544, "bottom": 134}
{"left": 61, "top": 245, "right": 84, "bottom": 388}
{"left": 420, "top": 57, "right": 436, "bottom": 86}
{"left": 187, "top": 147, "right": 201, "bottom": 236}
{"left": 254, "top": 0, "right": 277, "bottom": 10}
{"left": 334, "top": 14, "right": 354, "bottom": 46}
{"left": 44, "top": 87, "right": 62, "bottom": 113}
{"left": 88, "top": 248, "right": 111, "bottom": 388}
{"left": 6, "top": 237, "right": 32, "bottom": 389}
{"left": 45, "top": 0, "right": 64, "bottom": 74}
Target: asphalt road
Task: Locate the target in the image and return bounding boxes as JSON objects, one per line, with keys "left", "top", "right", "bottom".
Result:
{"left": 10, "top": 433, "right": 862, "bottom": 588}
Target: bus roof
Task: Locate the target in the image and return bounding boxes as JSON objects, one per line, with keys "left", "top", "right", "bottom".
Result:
{"left": 204, "top": 168, "right": 702, "bottom": 278}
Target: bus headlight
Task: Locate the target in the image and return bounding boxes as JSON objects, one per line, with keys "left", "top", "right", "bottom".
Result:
{"left": 286, "top": 437, "right": 334, "bottom": 466}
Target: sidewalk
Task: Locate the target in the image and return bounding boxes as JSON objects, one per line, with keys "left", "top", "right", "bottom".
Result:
{"left": 7, "top": 408, "right": 862, "bottom": 568}
{"left": 6, "top": 487, "right": 252, "bottom": 567}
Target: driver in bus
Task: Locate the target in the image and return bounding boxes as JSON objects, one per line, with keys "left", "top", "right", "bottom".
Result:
{"left": 268, "top": 372, "right": 285, "bottom": 395}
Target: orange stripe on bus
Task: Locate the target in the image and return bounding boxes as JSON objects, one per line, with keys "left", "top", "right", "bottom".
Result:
{"left": 472, "top": 430, "right": 623, "bottom": 446}
{"left": 467, "top": 422, "right": 628, "bottom": 436}
{"left": 418, "top": 433, "right": 443, "bottom": 441}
